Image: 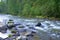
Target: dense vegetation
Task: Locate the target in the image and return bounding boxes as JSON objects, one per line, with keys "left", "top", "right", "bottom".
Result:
{"left": 0, "top": 0, "right": 60, "bottom": 19}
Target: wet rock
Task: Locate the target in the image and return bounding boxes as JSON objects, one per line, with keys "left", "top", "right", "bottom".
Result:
{"left": 7, "top": 25, "right": 15, "bottom": 29}
{"left": 16, "top": 25, "right": 27, "bottom": 33}
{"left": 0, "top": 37, "right": 4, "bottom": 40}
{"left": 26, "top": 36, "right": 33, "bottom": 40}
{"left": 26, "top": 34, "right": 34, "bottom": 37}
{"left": 4, "top": 37, "right": 14, "bottom": 40}
{"left": 18, "top": 25, "right": 25, "bottom": 28}
{"left": 36, "top": 22, "right": 41, "bottom": 26}
{"left": 31, "top": 31, "right": 36, "bottom": 34}
{"left": 29, "top": 27, "right": 36, "bottom": 30}
{"left": 26, "top": 25, "right": 30, "bottom": 26}
{"left": 7, "top": 19, "right": 15, "bottom": 29}
{"left": 0, "top": 26, "right": 7, "bottom": 33}
{"left": 12, "top": 32, "right": 20, "bottom": 36}
{"left": 17, "top": 36, "right": 27, "bottom": 40}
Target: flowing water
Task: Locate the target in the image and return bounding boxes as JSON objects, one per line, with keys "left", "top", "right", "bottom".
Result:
{"left": 0, "top": 14, "right": 60, "bottom": 40}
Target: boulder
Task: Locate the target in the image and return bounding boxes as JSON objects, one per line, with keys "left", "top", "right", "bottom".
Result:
{"left": 0, "top": 26, "right": 7, "bottom": 33}
{"left": 36, "top": 22, "right": 41, "bottom": 26}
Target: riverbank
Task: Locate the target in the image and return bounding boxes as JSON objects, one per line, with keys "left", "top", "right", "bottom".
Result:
{"left": 36, "top": 16, "right": 60, "bottom": 21}
{"left": 18, "top": 15, "right": 60, "bottom": 21}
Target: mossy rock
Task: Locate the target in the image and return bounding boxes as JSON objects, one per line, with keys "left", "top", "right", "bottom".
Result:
{"left": 18, "top": 26, "right": 24, "bottom": 28}
{"left": 8, "top": 34, "right": 12, "bottom": 37}
{"left": 11, "top": 30, "right": 16, "bottom": 33}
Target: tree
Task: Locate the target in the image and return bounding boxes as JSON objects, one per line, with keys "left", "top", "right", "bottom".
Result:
{"left": 1, "top": 0, "right": 60, "bottom": 18}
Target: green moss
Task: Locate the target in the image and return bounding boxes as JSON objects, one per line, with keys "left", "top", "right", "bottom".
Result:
{"left": 8, "top": 34, "right": 12, "bottom": 37}
{"left": 11, "top": 30, "right": 16, "bottom": 33}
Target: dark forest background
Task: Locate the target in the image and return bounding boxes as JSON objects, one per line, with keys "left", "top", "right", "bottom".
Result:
{"left": 0, "top": 0, "right": 60, "bottom": 19}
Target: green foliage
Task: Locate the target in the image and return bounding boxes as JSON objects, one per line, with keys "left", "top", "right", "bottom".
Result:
{"left": 0, "top": 2, "right": 7, "bottom": 13}
{"left": 0, "top": 0, "right": 60, "bottom": 18}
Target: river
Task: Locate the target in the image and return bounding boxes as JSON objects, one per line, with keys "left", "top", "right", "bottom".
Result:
{"left": 0, "top": 14, "right": 60, "bottom": 40}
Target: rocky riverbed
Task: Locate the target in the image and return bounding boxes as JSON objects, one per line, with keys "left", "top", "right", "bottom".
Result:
{"left": 0, "top": 14, "right": 60, "bottom": 40}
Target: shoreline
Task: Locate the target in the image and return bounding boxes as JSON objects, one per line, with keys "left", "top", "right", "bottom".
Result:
{"left": 19, "top": 15, "right": 60, "bottom": 21}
